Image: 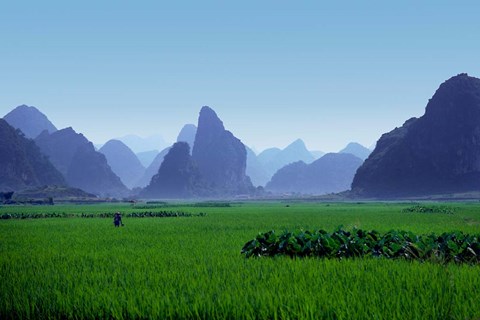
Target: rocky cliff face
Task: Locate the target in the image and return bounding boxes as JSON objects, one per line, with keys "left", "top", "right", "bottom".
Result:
{"left": 0, "top": 119, "right": 65, "bottom": 191}
{"left": 266, "top": 153, "right": 362, "bottom": 194}
{"left": 192, "top": 106, "right": 253, "bottom": 195}
{"left": 35, "top": 128, "right": 128, "bottom": 196}
{"left": 3, "top": 105, "right": 57, "bottom": 139}
{"left": 352, "top": 73, "right": 480, "bottom": 197}
{"left": 99, "top": 140, "right": 146, "bottom": 189}
{"left": 142, "top": 142, "right": 202, "bottom": 198}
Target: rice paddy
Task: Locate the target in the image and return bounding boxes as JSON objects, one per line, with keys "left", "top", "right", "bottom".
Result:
{"left": 1, "top": 201, "right": 479, "bottom": 319}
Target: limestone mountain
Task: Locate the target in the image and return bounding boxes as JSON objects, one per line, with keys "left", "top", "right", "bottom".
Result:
{"left": 35, "top": 128, "right": 128, "bottom": 196}
{"left": 176, "top": 124, "right": 197, "bottom": 149}
{"left": 266, "top": 153, "right": 363, "bottom": 194}
{"left": 3, "top": 105, "right": 57, "bottom": 139}
{"left": 0, "top": 119, "right": 65, "bottom": 191}
{"left": 352, "top": 73, "right": 480, "bottom": 197}
{"left": 192, "top": 106, "right": 253, "bottom": 195}
{"left": 142, "top": 142, "right": 203, "bottom": 198}
{"left": 258, "top": 139, "right": 315, "bottom": 177}
{"left": 339, "top": 142, "right": 371, "bottom": 161}
{"left": 99, "top": 140, "right": 146, "bottom": 189}
{"left": 135, "top": 125, "right": 198, "bottom": 188}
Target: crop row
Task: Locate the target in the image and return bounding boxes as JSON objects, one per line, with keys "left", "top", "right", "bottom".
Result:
{"left": 242, "top": 227, "right": 480, "bottom": 264}
{"left": 0, "top": 211, "right": 206, "bottom": 219}
{"left": 402, "top": 205, "right": 455, "bottom": 214}
{"left": 135, "top": 202, "right": 232, "bottom": 209}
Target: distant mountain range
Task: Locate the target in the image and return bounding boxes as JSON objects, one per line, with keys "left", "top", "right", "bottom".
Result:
{"left": 247, "top": 140, "right": 368, "bottom": 188}
{"left": 245, "top": 139, "right": 322, "bottom": 187}
{"left": 266, "top": 153, "right": 363, "bottom": 194}
{"left": 258, "top": 139, "right": 315, "bottom": 177}
{"left": 3, "top": 73, "right": 480, "bottom": 199}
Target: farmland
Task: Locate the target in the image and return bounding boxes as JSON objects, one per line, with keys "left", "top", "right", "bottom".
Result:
{"left": 1, "top": 202, "right": 480, "bottom": 319}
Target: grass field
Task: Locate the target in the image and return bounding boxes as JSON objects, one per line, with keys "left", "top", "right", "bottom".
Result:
{"left": 1, "top": 201, "right": 480, "bottom": 319}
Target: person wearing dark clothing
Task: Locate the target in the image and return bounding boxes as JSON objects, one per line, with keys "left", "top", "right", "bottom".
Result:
{"left": 113, "top": 212, "right": 123, "bottom": 227}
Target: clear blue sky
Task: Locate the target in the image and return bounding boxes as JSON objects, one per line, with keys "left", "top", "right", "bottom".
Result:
{"left": 1, "top": 1, "right": 479, "bottom": 152}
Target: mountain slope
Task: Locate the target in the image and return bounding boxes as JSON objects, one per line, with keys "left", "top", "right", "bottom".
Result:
{"left": 352, "top": 73, "right": 480, "bottom": 197}
{"left": 0, "top": 119, "right": 65, "bottom": 191}
{"left": 35, "top": 128, "right": 128, "bottom": 196}
{"left": 135, "top": 147, "right": 170, "bottom": 188}
{"left": 192, "top": 106, "right": 253, "bottom": 195}
{"left": 99, "top": 140, "right": 145, "bottom": 189}
{"left": 3, "top": 105, "right": 57, "bottom": 139}
{"left": 142, "top": 142, "right": 203, "bottom": 198}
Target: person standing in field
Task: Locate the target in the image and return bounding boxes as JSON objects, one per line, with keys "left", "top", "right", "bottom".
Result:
{"left": 113, "top": 212, "right": 123, "bottom": 227}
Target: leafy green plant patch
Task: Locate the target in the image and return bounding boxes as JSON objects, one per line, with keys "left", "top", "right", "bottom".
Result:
{"left": 242, "top": 227, "right": 480, "bottom": 264}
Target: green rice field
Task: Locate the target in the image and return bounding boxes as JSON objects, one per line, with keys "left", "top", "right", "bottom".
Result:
{"left": 1, "top": 201, "right": 480, "bottom": 319}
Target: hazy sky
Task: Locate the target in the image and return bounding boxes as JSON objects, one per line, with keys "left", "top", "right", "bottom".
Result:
{"left": 1, "top": 1, "right": 479, "bottom": 153}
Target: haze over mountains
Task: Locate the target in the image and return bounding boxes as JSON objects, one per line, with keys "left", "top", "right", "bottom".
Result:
{"left": 176, "top": 124, "right": 197, "bottom": 150}
{"left": 3, "top": 73, "right": 480, "bottom": 199}
{"left": 135, "top": 150, "right": 159, "bottom": 168}
{"left": 115, "top": 134, "right": 169, "bottom": 154}
{"left": 135, "top": 147, "right": 171, "bottom": 188}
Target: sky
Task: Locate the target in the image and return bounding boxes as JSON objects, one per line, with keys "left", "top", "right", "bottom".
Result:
{"left": 1, "top": 1, "right": 479, "bottom": 153}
